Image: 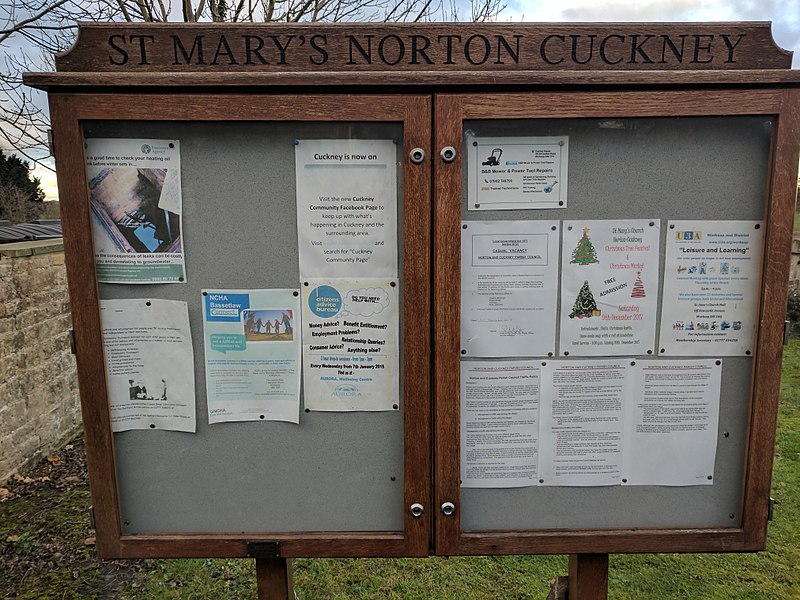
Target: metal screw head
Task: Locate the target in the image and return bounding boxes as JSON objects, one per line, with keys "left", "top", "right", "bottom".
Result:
{"left": 409, "top": 503, "right": 425, "bottom": 518}
{"left": 409, "top": 147, "right": 426, "bottom": 164}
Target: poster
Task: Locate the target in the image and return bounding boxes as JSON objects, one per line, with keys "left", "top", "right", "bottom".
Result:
{"left": 99, "top": 299, "right": 195, "bottom": 433}
{"left": 460, "top": 360, "right": 540, "bottom": 488}
{"left": 202, "top": 289, "right": 301, "bottom": 424}
{"left": 466, "top": 134, "right": 568, "bottom": 210}
{"left": 295, "top": 139, "right": 398, "bottom": 278}
{"left": 85, "top": 139, "right": 185, "bottom": 284}
{"left": 538, "top": 359, "right": 627, "bottom": 486}
{"left": 560, "top": 220, "right": 660, "bottom": 356}
{"left": 622, "top": 360, "right": 722, "bottom": 486}
{"left": 659, "top": 220, "right": 763, "bottom": 355}
{"left": 461, "top": 220, "right": 559, "bottom": 357}
{"left": 302, "top": 279, "right": 398, "bottom": 411}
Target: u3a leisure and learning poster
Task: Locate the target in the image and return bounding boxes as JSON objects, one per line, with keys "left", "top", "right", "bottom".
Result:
{"left": 466, "top": 134, "right": 569, "bottom": 211}
{"left": 659, "top": 221, "right": 764, "bottom": 356}
{"left": 295, "top": 139, "right": 398, "bottom": 278}
{"left": 202, "top": 289, "right": 301, "bottom": 424}
{"left": 84, "top": 138, "right": 186, "bottom": 284}
{"left": 302, "top": 280, "right": 399, "bottom": 411}
{"left": 560, "top": 220, "right": 660, "bottom": 356}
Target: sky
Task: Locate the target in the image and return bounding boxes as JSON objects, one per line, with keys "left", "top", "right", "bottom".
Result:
{"left": 22, "top": 0, "right": 800, "bottom": 201}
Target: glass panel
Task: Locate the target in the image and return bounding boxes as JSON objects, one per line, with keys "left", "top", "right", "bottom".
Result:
{"left": 459, "top": 116, "right": 772, "bottom": 531}
{"left": 84, "top": 120, "right": 405, "bottom": 534}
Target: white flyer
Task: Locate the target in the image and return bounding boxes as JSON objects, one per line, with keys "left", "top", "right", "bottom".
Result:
{"left": 295, "top": 139, "right": 398, "bottom": 278}
{"left": 460, "top": 360, "right": 540, "bottom": 488}
{"left": 202, "top": 289, "right": 301, "bottom": 424}
{"left": 466, "top": 134, "right": 568, "bottom": 210}
{"left": 538, "top": 359, "right": 627, "bottom": 486}
{"left": 85, "top": 139, "right": 185, "bottom": 284}
{"left": 302, "top": 279, "right": 399, "bottom": 411}
{"left": 100, "top": 298, "right": 195, "bottom": 433}
{"left": 461, "top": 220, "right": 559, "bottom": 357}
{"left": 659, "top": 221, "right": 763, "bottom": 355}
{"left": 560, "top": 220, "right": 660, "bottom": 356}
{"left": 622, "top": 359, "right": 722, "bottom": 486}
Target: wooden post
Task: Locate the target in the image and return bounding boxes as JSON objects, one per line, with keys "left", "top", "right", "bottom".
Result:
{"left": 568, "top": 554, "right": 609, "bottom": 600}
{"left": 256, "top": 558, "right": 294, "bottom": 600}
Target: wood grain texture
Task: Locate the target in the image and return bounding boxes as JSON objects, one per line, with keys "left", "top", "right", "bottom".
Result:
{"left": 432, "top": 94, "right": 464, "bottom": 556}
{"left": 23, "top": 69, "right": 800, "bottom": 91}
{"left": 117, "top": 533, "right": 406, "bottom": 558}
{"left": 256, "top": 559, "right": 293, "bottom": 600}
{"left": 50, "top": 94, "right": 122, "bottom": 559}
{"left": 569, "top": 554, "right": 609, "bottom": 600}
{"left": 54, "top": 23, "right": 791, "bottom": 73}
{"left": 741, "top": 89, "right": 800, "bottom": 549}
{"left": 401, "top": 95, "right": 434, "bottom": 557}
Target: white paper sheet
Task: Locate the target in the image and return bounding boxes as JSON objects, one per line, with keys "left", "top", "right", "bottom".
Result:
{"left": 202, "top": 289, "right": 301, "bottom": 424}
{"left": 295, "top": 139, "right": 398, "bottom": 278}
{"left": 538, "top": 359, "right": 627, "bottom": 486}
{"left": 659, "top": 220, "right": 763, "bottom": 356}
{"left": 85, "top": 139, "right": 185, "bottom": 284}
{"left": 461, "top": 220, "right": 559, "bottom": 357}
{"left": 460, "top": 360, "right": 540, "bottom": 488}
{"left": 302, "top": 279, "right": 399, "bottom": 411}
{"left": 622, "top": 359, "right": 722, "bottom": 486}
{"left": 466, "top": 134, "right": 568, "bottom": 210}
{"left": 100, "top": 299, "right": 195, "bottom": 433}
{"left": 560, "top": 220, "right": 660, "bottom": 356}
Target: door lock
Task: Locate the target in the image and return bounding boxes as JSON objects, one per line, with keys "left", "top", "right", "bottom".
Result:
{"left": 409, "top": 503, "right": 425, "bottom": 518}
{"left": 440, "top": 501, "right": 456, "bottom": 516}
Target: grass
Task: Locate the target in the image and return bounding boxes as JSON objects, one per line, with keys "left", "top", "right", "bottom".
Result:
{"left": 4, "top": 342, "right": 800, "bottom": 598}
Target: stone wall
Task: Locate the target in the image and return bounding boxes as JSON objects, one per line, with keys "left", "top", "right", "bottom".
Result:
{"left": 0, "top": 240, "right": 80, "bottom": 482}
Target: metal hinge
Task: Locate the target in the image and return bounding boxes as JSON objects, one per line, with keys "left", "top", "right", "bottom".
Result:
{"left": 784, "top": 320, "right": 791, "bottom": 346}
{"left": 69, "top": 329, "right": 77, "bottom": 355}
{"left": 246, "top": 541, "right": 281, "bottom": 558}
{"left": 88, "top": 506, "right": 96, "bottom": 529}
{"left": 47, "top": 129, "right": 54, "bottom": 157}
{"left": 768, "top": 497, "right": 777, "bottom": 521}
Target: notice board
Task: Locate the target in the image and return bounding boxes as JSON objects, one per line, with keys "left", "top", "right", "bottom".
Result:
{"left": 25, "top": 22, "right": 800, "bottom": 559}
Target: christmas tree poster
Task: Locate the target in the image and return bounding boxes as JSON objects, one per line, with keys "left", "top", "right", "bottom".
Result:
{"left": 560, "top": 220, "right": 660, "bottom": 356}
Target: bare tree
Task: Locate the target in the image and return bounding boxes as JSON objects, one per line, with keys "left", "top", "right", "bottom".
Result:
{"left": 1, "top": 0, "right": 507, "bottom": 167}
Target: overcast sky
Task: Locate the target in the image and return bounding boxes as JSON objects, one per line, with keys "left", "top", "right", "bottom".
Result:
{"left": 28, "top": 0, "right": 800, "bottom": 201}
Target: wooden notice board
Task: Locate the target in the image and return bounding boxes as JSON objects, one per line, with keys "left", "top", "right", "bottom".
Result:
{"left": 24, "top": 21, "right": 800, "bottom": 560}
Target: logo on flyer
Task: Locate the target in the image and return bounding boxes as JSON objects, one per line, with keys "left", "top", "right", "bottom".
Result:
{"left": 309, "top": 285, "right": 342, "bottom": 318}
{"left": 676, "top": 230, "right": 702, "bottom": 241}
{"left": 205, "top": 293, "right": 250, "bottom": 322}
{"left": 332, "top": 384, "right": 362, "bottom": 398}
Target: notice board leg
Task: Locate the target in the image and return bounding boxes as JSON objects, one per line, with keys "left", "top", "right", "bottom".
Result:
{"left": 256, "top": 558, "right": 294, "bottom": 600}
{"left": 567, "top": 554, "right": 609, "bottom": 600}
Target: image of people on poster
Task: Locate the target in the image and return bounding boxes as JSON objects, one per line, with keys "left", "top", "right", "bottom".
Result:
{"left": 295, "top": 139, "right": 398, "bottom": 278}
{"left": 466, "top": 134, "right": 568, "bottom": 211}
{"left": 559, "top": 220, "right": 660, "bottom": 356}
{"left": 659, "top": 220, "right": 763, "bottom": 356}
{"left": 460, "top": 220, "right": 559, "bottom": 357}
{"left": 85, "top": 139, "right": 185, "bottom": 284}
{"left": 100, "top": 298, "right": 195, "bottom": 433}
{"left": 301, "top": 279, "right": 399, "bottom": 411}
{"left": 202, "top": 289, "right": 301, "bottom": 424}
{"left": 460, "top": 360, "right": 540, "bottom": 488}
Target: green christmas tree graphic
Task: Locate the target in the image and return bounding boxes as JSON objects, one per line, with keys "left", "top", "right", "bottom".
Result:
{"left": 570, "top": 280, "right": 600, "bottom": 319}
{"left": 570, "top": 227, "right": 600, "bottom": 265}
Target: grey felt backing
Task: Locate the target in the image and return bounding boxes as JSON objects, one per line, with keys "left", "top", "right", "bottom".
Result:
{"left": 460, "top": 116, "right": 772, "bottom": 531}
{"left": 86, "top": 121, "right": 405, "bottom": 534}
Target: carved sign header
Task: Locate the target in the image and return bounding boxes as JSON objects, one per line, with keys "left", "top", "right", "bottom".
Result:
{"left": 57, "top": 22, "right": 791, "bottom": 72}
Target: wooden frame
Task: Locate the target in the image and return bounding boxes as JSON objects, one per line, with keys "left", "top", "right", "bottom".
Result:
{"left": 27, "top": 21, "right": 800, "bottom": 565}
{"left": 433, "top": 89, "right": 800, "bottom": 555}
{"left": 50, "top": 93, "right": 432, "bottom": 559}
